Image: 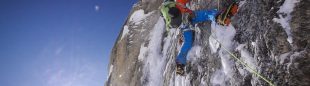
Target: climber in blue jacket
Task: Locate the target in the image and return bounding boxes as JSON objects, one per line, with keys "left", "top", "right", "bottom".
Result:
{"left": 160, "top": 0, "right": 219, "bottom": 75}
{"left": 175, "top": 9, "right": 218, "bottom": 75}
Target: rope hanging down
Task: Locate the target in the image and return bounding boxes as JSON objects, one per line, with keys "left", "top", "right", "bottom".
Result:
{"left": 201, "top": 26, "right": 275, "bottom": 86}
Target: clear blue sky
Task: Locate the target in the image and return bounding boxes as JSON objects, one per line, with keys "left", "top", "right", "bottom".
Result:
{"left": 0, "top": 0, "right": 137, "bottom": 86}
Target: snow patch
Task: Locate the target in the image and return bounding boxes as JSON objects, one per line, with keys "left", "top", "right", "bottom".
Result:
{"left": 219, "top": 50, "right": 234, "bottom": 76}
{"left": 211, "top": 69, "right": 227, "bottom": 86}
{"left": 142, "top": 17, "right": 166, "bottom": 86}
{"left": 138, "top": 44, "right": 148, "bottom": 61}
{"left": 286, "top": 51, "right": 301, "bottom": 72}
{"left": 279, "top": 52, "right": 291, "bottom": 64}
{"left": 188, "top": 45, "right": 202, "bottom": 61}
{"left": 188, "top": 26, "right": 203, "bottom": 61}
{"left": 200, "top": 77, "right": 207, "bottom": 86}
{"left": 175, "top": 75, "right": 191, "bottom": 86}
{"left": 211, "top": 24, "right": 236, "bottom": 50}
{"left": 278, "top": 0, "right": 300, "bottom": 13}
{"left": 239, "top": 0, "right": 247, "bottom": 7}
{"left": 121, "top": 25, "right": 129, "bottom": 40}
{"left": 162, "top": 29, "right": 176, "bottom": 76}
{"left": 209, "top": 34, "right": 220, "bottom": 53}
{"left": 251, "top": 42, "right": 256, "bottom": 46}
{"left": 211, "top": 22, "right": 236, "bottom": 75}
{"left": 236, "top": 44, "right": 257, "bottom": 71}
{"left": 273, "top": 0, "right": 300, "bottom": 44}
{"left": 209, "top": 22, "right": 237, "bottom": 84}
{"left": 129, "top": 9, "right": 153, "bottom": 25}
{"left": 107, "top": 65, "right": 113, "bottom": 79}
{"left": 238, "top": 67, "right": 247, "bottom": 76}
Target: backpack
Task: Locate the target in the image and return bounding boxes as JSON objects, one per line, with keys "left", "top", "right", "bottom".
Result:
{"left": 161, "top": 2, "right": 183, "bottom": 29}
{"left": 168, "top": 7, "right": 182, "bottom": 28}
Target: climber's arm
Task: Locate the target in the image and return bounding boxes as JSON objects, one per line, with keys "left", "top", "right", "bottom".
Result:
{"left": 191, "top": 9, "right": 218, "bottom": 24}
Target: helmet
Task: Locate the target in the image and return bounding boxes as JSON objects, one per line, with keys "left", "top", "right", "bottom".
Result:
{"left": 168, "top": 7, "right": 182, "bottom": 28}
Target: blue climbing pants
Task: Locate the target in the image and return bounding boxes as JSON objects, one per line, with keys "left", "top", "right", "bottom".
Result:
{"left": 191, "top": 9, "right": 218, "bottom": 24}
{"left": 176, "top": 28, "right": 194, "bottom": 65}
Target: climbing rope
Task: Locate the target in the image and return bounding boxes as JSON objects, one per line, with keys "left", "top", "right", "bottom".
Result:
{"left": 201, "top": 26, "right": 276, "bottom": 86}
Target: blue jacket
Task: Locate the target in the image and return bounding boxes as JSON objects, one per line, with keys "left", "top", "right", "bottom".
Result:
{"left": 191, "top": 9, "right": 218, "bottom": 24}
{"left": 176, "top": 9, "right": 217, "bottom": 65}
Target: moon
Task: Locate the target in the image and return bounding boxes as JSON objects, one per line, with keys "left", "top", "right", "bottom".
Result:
{"left": 95, "top": 5, "right": 100, "bottom": 11}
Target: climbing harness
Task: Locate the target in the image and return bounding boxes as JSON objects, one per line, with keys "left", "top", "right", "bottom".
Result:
{"left": 200, "top": 26, "right": 275, "bottom": 86}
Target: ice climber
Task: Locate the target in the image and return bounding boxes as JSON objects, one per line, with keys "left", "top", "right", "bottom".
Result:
{"left": 160, "top": 0, "right": 224, "bottom": 75}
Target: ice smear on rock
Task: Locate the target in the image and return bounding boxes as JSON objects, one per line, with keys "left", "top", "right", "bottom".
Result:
{"left": 141, "top": 17, "right": 165, "bottom": 86}
{"left": 129, "top": 9, "right": 153, "bottom": 25}
{"left": 209, "top": 22, "right": 237, "bottom": 85}
{"left": 273, "top": 0, "right": 300, "bottom": 44}
{"left": 121, "top": 25, "right": 129, "bottom": 40}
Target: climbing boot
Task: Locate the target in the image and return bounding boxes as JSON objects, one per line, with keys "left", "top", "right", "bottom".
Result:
{"left": 176, "top": 63, "right": 185, "bottom": 75}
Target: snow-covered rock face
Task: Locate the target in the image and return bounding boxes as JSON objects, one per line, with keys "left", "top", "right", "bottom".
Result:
{"left": 106, "top": 0, "right": 310, "bottom": 86}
